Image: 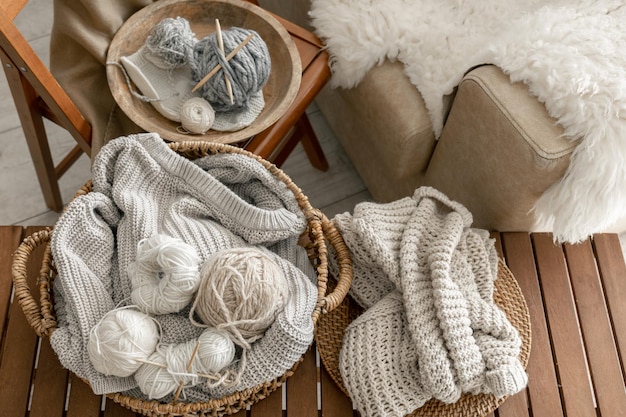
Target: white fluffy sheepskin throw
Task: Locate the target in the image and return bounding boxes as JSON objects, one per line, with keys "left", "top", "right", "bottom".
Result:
{"left": 310, "top": 0, "right": 626, "bottom": 243}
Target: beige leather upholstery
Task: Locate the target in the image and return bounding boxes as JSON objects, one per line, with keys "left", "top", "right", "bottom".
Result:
{"left": 425, "top": 66, "right": 574, "bottom": 231}
{"left": 316, "top": 61, "right": 436, "bottom": 202}
{"left": 260, "top": 0, "right": 575, "bottom": 231}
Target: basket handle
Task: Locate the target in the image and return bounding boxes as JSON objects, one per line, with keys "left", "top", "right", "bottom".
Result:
{"left": 11, "top": 214, "right": 353, "bottom": 335}
{"left": 11, "top": 229, "right": 57, "bottom": 337}
{"left": 308, "top": 209, "right": 353, "bottom": 321}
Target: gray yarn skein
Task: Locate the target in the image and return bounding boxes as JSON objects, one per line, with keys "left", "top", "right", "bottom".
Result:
{"left": 145, "top": 17, "right": 196, "bottom": 68}
{"left": 191, "top": 27, "right": 271, "bottom": 112}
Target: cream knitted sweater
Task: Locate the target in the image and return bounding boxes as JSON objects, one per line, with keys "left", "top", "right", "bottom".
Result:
{"left": 50, "top": 133, "right": 317, "bottom": 398}
{"left": 334, "top": 187, "right": 527, "bottom": 417}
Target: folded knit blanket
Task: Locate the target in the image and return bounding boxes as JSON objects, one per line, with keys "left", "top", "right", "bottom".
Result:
{"left": 50, "top": 133, "right": 317, "bottom": 398}
{"left": 332, "top": 187, "right": 527, "bottom": 417}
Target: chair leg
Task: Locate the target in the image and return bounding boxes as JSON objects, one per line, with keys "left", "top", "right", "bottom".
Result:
{"left": 296, "top": 113, "right": 329, "bottom": 171}
{"left": 272, "top": 113, "right": 329, "bottom": 170}
{"left": 2, "top": 58, "right": 64, "bottom": 212}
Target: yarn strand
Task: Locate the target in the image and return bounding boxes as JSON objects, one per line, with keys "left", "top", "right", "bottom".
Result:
{"left": 191, "top": 27, "right": 271, "bottom": 111}
{"left": 129, "top": 234, "right": 202, "bottom": 315}
{"left": 87, "top": 306, "right": 161, "bottom": 377}
{"left": 191, "top": 33, "right": 255, "bottom": 93}
{"left": 135, "top": 327, "right": 236, "bottom": 399}
{"left": 172, "top": 340, "right": 201, "bottom": 403}
{"left": 189, "top": 247, "right": 290, "bottom": 350}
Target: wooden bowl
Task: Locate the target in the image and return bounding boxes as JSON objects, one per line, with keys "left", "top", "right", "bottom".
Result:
{"left": 106, "top": 0, "right": 301, "bottom": 144}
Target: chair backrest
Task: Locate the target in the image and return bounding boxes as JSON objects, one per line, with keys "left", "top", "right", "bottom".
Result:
{"left": 0, "top": 0, "right": 92, "bottom": 211}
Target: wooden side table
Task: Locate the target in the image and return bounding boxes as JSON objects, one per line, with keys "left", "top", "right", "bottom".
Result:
{"left": 242, "top": 12, "right": 330, "bottom": 171}
{"left": 490, "top": 232, "right": 626, "bottom": 417}
{"left": 3, "top": 227, "right": 625, "bottom": 416}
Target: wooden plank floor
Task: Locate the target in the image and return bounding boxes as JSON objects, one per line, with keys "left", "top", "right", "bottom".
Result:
{"left": 2, "top": 227, "right": 625, "bottom": 416}
{"left": 496, "top": 232, "right": 626, "bottom": 417}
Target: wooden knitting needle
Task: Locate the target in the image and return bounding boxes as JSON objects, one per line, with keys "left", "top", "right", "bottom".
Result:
{"left": 191, "top": 33, "right": 255, "bottom": 93}
{"left": 137, "top": 359, "right": 234, "bottom": 383}
{"left": 215, "top": 19, "right": 234, "bottom": 105}
{"left": 172, "top": 340, "right": 201, "bottom": 404}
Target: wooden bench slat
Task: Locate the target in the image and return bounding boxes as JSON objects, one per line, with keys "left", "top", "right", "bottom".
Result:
{"left": 592, "top": 234, "right": 626, "bottom": 378}
{"left": 0, "top": 225, "right": 23, "bottom": 343}
{"left": 0, "top": 288, "right": 38, "bottom": 417}
{"left": 495, "top": 390, "right": 529, "bottom": 417}
{"left": 65, "top": 374, "right": 102, "bottom": 417}
{"left": 320, "top": 364, "right": 353, "bottom": 416}
{"left": 28, "top": 338, "right": 69, "bottom": 417}
{"left": 285, "top": 347, "right": 318, "bottom": 417}
{"left": 489, "top": 233, "right": 530, "bottom": 417}
{"left": 0, "top": 226, "right": 46, "bottom": 417}
{"left": 500, "top": 232, "right": 563, "bottom": 417}
{"left": 564, "top": 239, "right": 626, "bottom": 416}
{"left": 249, "top": 385, "right": 282, "bottom": 416}
{"left": 532, "top": 233, "right": 596, "bottom": 417}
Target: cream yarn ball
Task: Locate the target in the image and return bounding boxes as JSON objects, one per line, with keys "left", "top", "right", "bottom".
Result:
{"left": 87, "top": 308, "right": 160, "bottom": 377}
{"left": 190, "top": 247, "right": 290, "bottom": 348}
{"left": 135, "top": 327, "right": 235, "bottom": 399}
{"left": 134, "top": 350, "right": 173, "bottom": 399}
{"left": 180, "top": 97, "right": 215, "bottom": 134}
{"left": 128, "top": 234, "right": 202, "bottom": 315}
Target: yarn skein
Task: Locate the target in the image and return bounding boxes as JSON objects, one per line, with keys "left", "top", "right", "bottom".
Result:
{"left": 190, "top": 247, "right": 290, "bottom": 349}
{"left": 145, "top": 17, "right": 196, "bottom": 68}
{"left": 135, "top": 327, "right": 236, "bottom": 399}
{"left": 87, "top": 307, "right": 160, "bottom": 377}
{"left": 128, "top": 234, "right": 202, "bottom": 315}
{"left": 180, "top": 97, "right": 215, "bottom": 134}
{"left": 190, "top": 27, "right": 271, "bottom": 112}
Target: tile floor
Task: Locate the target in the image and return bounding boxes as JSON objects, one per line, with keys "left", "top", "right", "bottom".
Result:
{"left": 2, "top": 0, "right": 624, "bottom": 260}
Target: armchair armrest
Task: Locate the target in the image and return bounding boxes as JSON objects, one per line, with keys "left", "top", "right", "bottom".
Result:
{"left": 424, "top": 65, "right": 575, "bottom": 231}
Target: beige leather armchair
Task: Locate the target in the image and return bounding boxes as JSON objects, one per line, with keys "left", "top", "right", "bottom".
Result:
{"left": 260, "top": 0, "right": 574, "bottom": 232}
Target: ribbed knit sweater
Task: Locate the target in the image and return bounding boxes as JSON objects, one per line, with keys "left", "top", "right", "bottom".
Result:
{"left": 50, "top": 133, "right": 317, "bottom": 398}
{"left": 332, "top": 187, "right": 527, "bottom": 417}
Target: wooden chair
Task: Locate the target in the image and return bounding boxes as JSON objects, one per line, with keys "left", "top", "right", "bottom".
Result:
{"left": 0, "top": 0, "right": 92, "bottom": 212}
{"left": 1, "top": 0, "right": 329, "bottom": 214}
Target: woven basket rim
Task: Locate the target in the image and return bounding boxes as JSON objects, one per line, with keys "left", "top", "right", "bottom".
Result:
{"left": 314, "top": 257, "right": 531, "bottom": 417}
{"left": 11, "top": 140, "right": 354, "bottom": 417}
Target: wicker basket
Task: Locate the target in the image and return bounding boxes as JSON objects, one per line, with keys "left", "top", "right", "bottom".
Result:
{"left": 11, "top": 141, "right": 353, "bottom": 417}
{"left": 315, "top": 258, "right": 532, "bottom": 417}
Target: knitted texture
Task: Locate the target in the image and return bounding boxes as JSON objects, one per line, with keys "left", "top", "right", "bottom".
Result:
{"left": 50, "top": 133, "right": 317, "bottom": 398}
{"left": 333, "top": 187, "right": 526, "bottom": 417}
{"left": 339, "top": 291, "right": 430, "bottom": 417}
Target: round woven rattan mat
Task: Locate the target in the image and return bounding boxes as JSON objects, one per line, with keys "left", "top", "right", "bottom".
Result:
{"left": 315, "top": 258, "right": 531, "bottom": 417}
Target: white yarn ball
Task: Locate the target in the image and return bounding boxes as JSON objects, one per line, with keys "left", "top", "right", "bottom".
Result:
{"left": 87, "top": 308, "right": 159, "bottom": 377}
{"left": 129, "top": 234, "right": 202, "bottom": 315}
{"left": 196, "top": 327, "right": 236, "bottom": 373}
{"left": 135, "top": 328, "right": 235, "bottom": 399}
{"left": 134, "top": 350, "right": 176, "bottom": 399}
{"left": 180, "top": 97, "right": 215, "bottom": 134}
{"left": 191, "top": 247, "right": 290, "bottom": 348}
